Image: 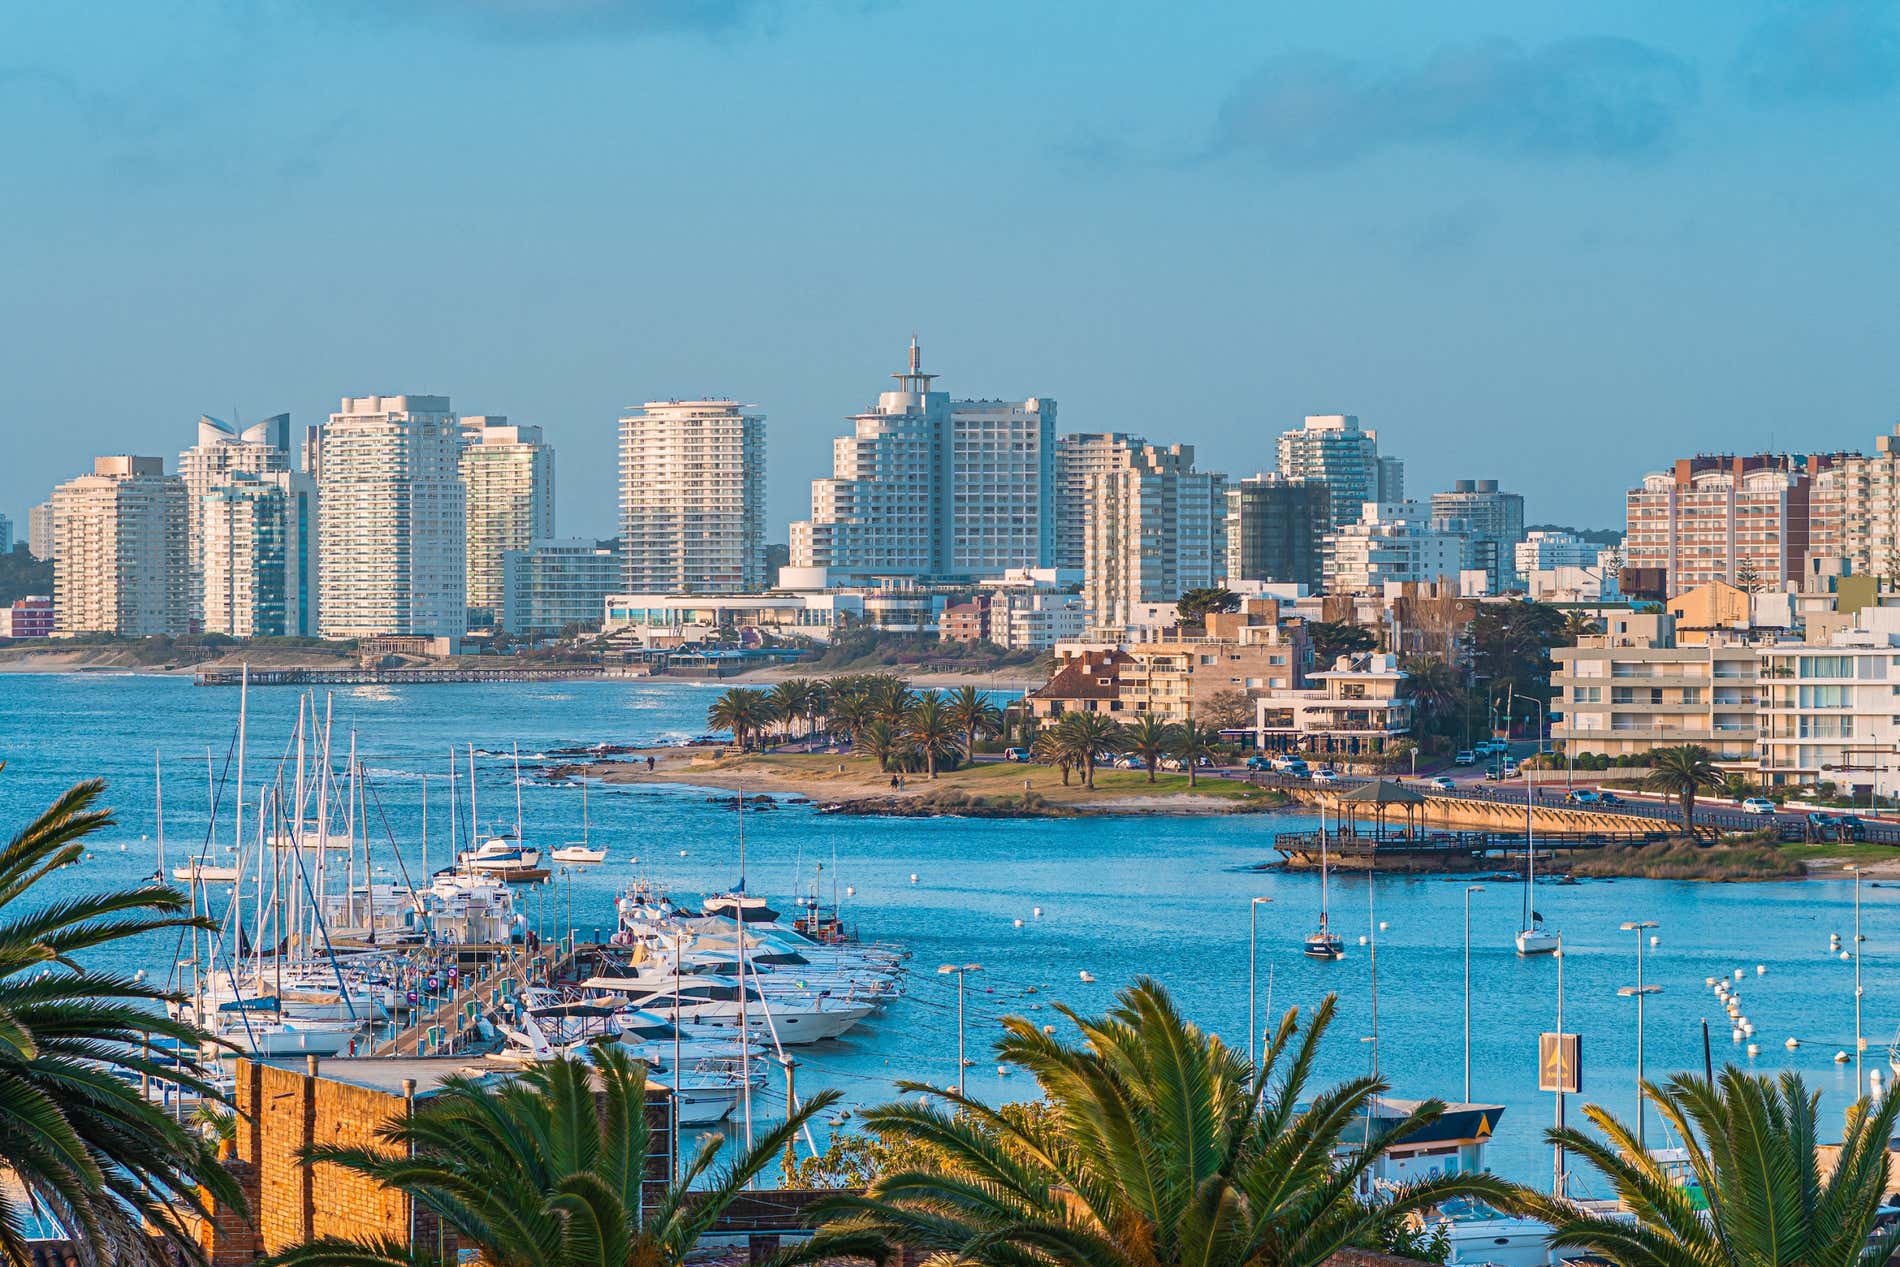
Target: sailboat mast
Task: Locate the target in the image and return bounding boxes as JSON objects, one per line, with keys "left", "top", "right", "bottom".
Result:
{"left": 447, "top": 750, "right": 459, "bottom": 869}
{"left": 235, "top": 665, "right": 247, "bottom": 885}
{"left": 468, "top": 743, "right": 479, "bottom": 843}
{"left": 154, "top": 748, "right": 165, "bottom": 878}
{"left": 513, "top": 741, "right": 524, "bottom": 842}
{"left": 581, "top": 779, "right": 589, "bottom": 846}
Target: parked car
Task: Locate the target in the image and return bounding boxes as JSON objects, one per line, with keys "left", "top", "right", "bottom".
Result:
{"left": 1115, "top": 755, "right": 1145, "bottom": 769}
{"left": 1500, "top": 762, "right": 1520, "bottom": 779}
{"left": 1453, "top": 750, "right": 1476, "bottom": 766}
{"left": 1475, "top": 740, "right": 1507, "bottom": 755}
{"left": 1245, "top": 755, "right": 1273, "bottom": 771}
{"left": 1565, "top": 790, "right": 1602, "bottom": 805}
{"left": 1002, "top": 747, "right": 1030, "bottom": 763}
{"left": 1837, "top": 814, "right": 1869, "bottom": 840}
{"left": 1741, "top": 797, "right": 1778, "bottom": 815}
{"left": 1428, "top": 776, "right": 1457, "bottom": 792}
{"left": 1159, "top": 757, "right": 1186, "bottom": 772}
{"left": 1269, "top": 754, "right": 1307, "bottom": 771}
{"left": 1310, "top": 769, "right": 1341, "bottom": 785}
{"left": 1597, "top": 791, "right": 1624, "bottom": 806}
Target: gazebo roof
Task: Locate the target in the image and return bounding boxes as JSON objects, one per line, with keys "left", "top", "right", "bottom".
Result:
{"left": 1336, "top": 779, "right": 1426, "bottom": 806}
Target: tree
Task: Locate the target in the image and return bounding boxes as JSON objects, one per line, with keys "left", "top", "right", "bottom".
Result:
{"left": 903, "top": 693, "right": 962, "bottom": 779}
{"left": 705, "top": 688, "right": 766, "bottom": 750}
{"left": 1467, "top": 603, "right": 1567, "bottom": 704}
{"left": 865, "top": 675, "right": 915, "bottom": 725}
{"left": 1055, "top": 712, "right": 1123, "bottom": 789}
{"left": 1642, "top": 744, "right": 1723, "bottom": 837}
{"left": 1122, "top": 714, "right": 1178, "bottom": 783}
{"left": 1559, "top": 611, "right": 1602, "bottom": 645}
{"left": 1169, "top": 719, "right": 1222, "bottom": 788}
{"left": 943, "top": 685, "right": 1004, "bottom": 760}
{"left": 826, "top": 686, "right": 873, "bottom": 745}
{"left": 860, "top": 719, "right": 906, "bottom": 773}
{"left": 1734, "top": 557, "right": 1762, "bottom": 594}
{"left": 797, "top": 984, "right": 1513, "bottom": 1267}
{"left": 1176, "top": 586, "right": 1241, "bottom": 628}
{"left": 1511, "top": 1068, "right": 1900, "bottom": 1267}
{"left": 1030, "top": 725, "right": 1074, "bottom": 786}
{"left": 1398, "top": 655, "right": 1465, "bottom": 741}
{"left": 0, "top": 775, "right": 244, "bottom": 1264}
{"left": 269, "top": 1044, "right": 835, "bottom": 1267}
{"left": 1308, "top": 620, "right": 1376, "bottom": 667}
{"left": 1199, "top": 687, "right": 1255, "bottom": 733}
{"left": 768, "top": 679, "right": 816, "bottom": 739}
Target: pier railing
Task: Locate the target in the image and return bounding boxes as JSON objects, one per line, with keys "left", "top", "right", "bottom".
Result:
{"left": 195, "top": 665, "right": 604, "bottom": 686}
{"left": 373, "top": 941, "right": 582, "bottom": 1057}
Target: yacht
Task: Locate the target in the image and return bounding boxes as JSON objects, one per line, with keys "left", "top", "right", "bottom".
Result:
{"left": 459, "top": 837, "right": 544, "bottom": 877}
{"left": 1304, "top": 799, "right": 1345, "bottom": 960}
{"left": 1515, "top": 763, "right": 1559, "bottom": 956}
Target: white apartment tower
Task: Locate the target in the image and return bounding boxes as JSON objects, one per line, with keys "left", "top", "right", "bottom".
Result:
{"left": 791, "top": 339, "right": 1053, "bottom": 579}
{"left": 179, "top": 414, "right": 291, "bottom": 624}
{"left": 618, "top": 400, "right": 765, "bottom": 594}
{"left": 1082, "top": 443, "right": 1226, "bottom": 635}
{"left": 1276, "top": 414, "right": 1404, "bottom": 528}
{"left": 1323, "top": 501, "right": 1469, "bottom": 592}
{"left": 27, "top": 501, "right": 55, "bottom": 562}
{"left": 201, "top": 470, "right": 319, "bottom": 637}
{"left": 460, "top": 418, "right": 555, "bottom": 625}
{"left": 51, "top": 456, "right": 190, "bottom": 636}
{"left": 316, "top": 395, "right": 466, "bottom": 639}
{"left": 1054, "top": 433, "right": 1145, "bottom": 570}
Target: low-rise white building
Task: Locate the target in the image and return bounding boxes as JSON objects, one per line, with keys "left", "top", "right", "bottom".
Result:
{"left": 1324, "top": 502, "right": 1467, "bottom": 593}
{"left": 1253, "top": 652, "right": 1415, "bottom": 756}
{"left": 1755, "top": 608, "right": 1900, "bottom": 797}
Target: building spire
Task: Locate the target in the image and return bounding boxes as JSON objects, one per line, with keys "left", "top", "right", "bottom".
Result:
{"left": 893, "top": 334, "right": 936, "bottom": 392}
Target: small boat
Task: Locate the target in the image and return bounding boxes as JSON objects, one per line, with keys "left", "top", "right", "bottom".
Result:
{"left": 460, "top": 837, "right": 544, "bottom": 876}
{"left": 174, "top": 859, "right": 241, "bottom": 884}
{"left": 1514, "top": 761, "right": 1558, "bottom": 956}
{"left": 1305, "top": 797, "right": 1345, "bottom": 960}
{"left": 702, "top": 893, "right": 780, "bottom": 923}
{"left": 551, "top": 781, "right": 607, "bottom": 863}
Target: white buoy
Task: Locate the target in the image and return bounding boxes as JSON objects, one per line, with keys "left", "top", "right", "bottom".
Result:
{"left": 1013, "top": 919, "right": 1024, "bottom": 928}
{"left": 1705, "top": 976, "right": 1717, "bottom": 987}
{"left": 1842, "top": 951, "right": 1852, "bottom": 961}
{"left": 1748, "top": 1043, "right": 1761, "bottom": 1057}
{"left": 1042, "top": 1024, "right": 1055, "bottom": 1035}
{"left": 134, "top": 969, "right": 145, "bottom": 982}
{"left": 1078, "top": 970, "right": 1095, "bottom": 982}
{"left": 846, "top": 886, "right": 855, "bottom": 897}
{"left": 1734, "top": 968, "right": 1745, "bottom": 980}
{"left": 910, "top": 873, "right": 919, "bottom": 884}
{"left": 1732, "top": 1027, "right": 1743, "bottom": 1042}
{"left": 1650, "top": 935, "right": 1659, "bottom": 947}
{"left": 1787, "top": 1037, "right": 1800, "bottom": 1050}
{"left": 1358, "top": 935, "right": 1368, "bottom": 945}
{"left": 1378, "top": 921, "right": 1389, "bottom": 932}
{"left": 997, "top": 1065, "right": 1010, "bottom": 1076}
{"left": 679, "top": 849, "right": 687, "bottom": 857}
{"left": 1835, "top": 1051, "right": 1851, "bottom": 1064}
{"left": 1757, "top": 964, "right": 1766, "bottom": 975}
{"left": 118, "top": 843, "right": 126, "bottom": 852}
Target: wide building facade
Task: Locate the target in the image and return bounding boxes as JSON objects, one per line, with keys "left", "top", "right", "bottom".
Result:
{"left": 618, "top": 400, "right": 765, "bottom": 594}
{"left": 51, "top": 456, "right": 190, "bottom": 636}
{"left": 501, "top": 538, "right": 621, "bottom": 635}
{"left": 461, "top": 418, "right": 555, "bottom": 625}
{"left": 179, "top": 414, "right": 291, "bottom": 625}
{"left": 317, "top": 395, "right": 466, "bottom": 640}
{"left": 1082, "top": 443, "right": 1225, "bottom": 635}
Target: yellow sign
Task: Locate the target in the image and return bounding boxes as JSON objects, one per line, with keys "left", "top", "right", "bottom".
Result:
{"left": 1539, "top": 1032, "right": 1581, "bottom": 1093}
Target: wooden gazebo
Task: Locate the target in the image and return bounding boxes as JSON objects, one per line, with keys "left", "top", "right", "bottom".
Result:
{"left": 1335, "top": 779, "right": 1425, "bottom": 841}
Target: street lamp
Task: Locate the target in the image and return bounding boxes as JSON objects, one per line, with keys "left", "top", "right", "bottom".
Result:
{"left": 1617, "top": 919, "right": 1661, "bottom": 1150}
{"left": 938, "top": 963, "right": 983, "bottom": 1096}
{"left": 1848, "top": 865, "right": 1865, "bottom": 1090}
{"left": 1249, "top": 896, "right": 1273, "bottom": 1069}
{"left": 1464, "top": 885, "right": 1484, "bottom": 1103}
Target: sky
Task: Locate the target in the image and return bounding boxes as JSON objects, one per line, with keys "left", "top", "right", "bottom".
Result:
{"left": 4, "top": 0, "right": 1899, "bottom": 540}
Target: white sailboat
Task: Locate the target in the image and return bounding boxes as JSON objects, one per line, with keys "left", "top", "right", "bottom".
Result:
{"left": 551, "top": 781, "right": 606, "bottom": 864}
{"left": 1304, "top": 794, "right": 1344, "bottom": 959}
{"left": 1515, "top": 760, "right": 1559, "bottom": 955}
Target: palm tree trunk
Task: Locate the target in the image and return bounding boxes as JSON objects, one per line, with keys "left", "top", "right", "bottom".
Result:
{"left": 1188, "top": 764, "right": 1198, "bottom": 789}
{"left": 1682, "top": 791, "right": 1696, "bottom": 839}
{"left": 928, "top": 751, "right": 938, "bottom": 780}
{"left": 1148, "top": 759, "right": 1156, "bottom": 784}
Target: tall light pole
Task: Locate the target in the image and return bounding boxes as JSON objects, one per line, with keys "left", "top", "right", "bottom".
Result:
{"left": 938, "top": 963, "right": 983, "bottom": 1096}
{"left": 1249, "top": 896, "right": 1272, "bottom": 1069}
{"left": 1617, "top": 919, "right": 1661, "bottom": 1150}
{"left": 1849, "top": 865, "right": 1864, "bottom": 1090}
{"left": 1465, "top": 885, "right": 1484, "bottom": 1103}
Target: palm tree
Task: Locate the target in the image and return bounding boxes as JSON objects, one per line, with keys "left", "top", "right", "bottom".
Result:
{"left": 866, "top": 675, "right": 915, "bottom": 725}
{"left": 268, "top": 1043, "right": 837, "bottom": 1267}
{"left": 798, "top": 984, "right": 1513, "bottom": 1267}
{"left": 1030, "top": 726, "right": 1074, "bottom": 786}
{"left": 1512, "top": 1068, "right": 1900, "bottom": 1267}
{"left": 903, "top": 693, "right": 962, "bottom": 779}
{"left": 943, "top": 685, "right": 1004, "bottom": 761}
{"left": 860, "top": 719, "right": 906, "bottom": 773}
{"left": 1559, "top": 611, "right": 1602, "bottom": 645}
{"left": 768, "top": 679, "right": 814, "bottom": 740}
{"left": 1398, "top": 655, "right": 1464, "bottom": 741}
{"left": 706, "top": 686, "right": 773, "bottom": 751}
{"left": 1643, "top": 744, "right": 1723, "bottom": 837}
{"left": 827, "top": 688, "right": 873, "bottom": 746}
{"left": 0, "top": 775, "right": 244, "bottom": 1264}
{"left": 1056, "top": 712, "right": 1123, "bottom": 789}
{"left": 1170, "top": 718, "right": 1221, "bottom": 788}
{"left": 1123, "top": 713, "right": 1178, "bottom": 783}
{"left": 1308, "top": 619, "right": 1377, "bottom": 667}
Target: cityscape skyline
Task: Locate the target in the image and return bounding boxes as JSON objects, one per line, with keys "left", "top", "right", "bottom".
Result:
{"left": 7, "top": 3, "right": 1900, "bottom": 538}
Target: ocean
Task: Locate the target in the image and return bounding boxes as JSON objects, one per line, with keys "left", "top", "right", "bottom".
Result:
{"left": 0, "top": 670, "right": 1889, "bottom": 1187}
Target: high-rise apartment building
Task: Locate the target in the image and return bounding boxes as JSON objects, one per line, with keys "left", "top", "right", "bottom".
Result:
{"left": 179, "top": 414, "right": 291, "bottom": 625}
{"left": 1430, "top": 478, "right": 1524, "bottom": 593}
{"left": 1054, "top": 433, "right": 1145, "bottom": 570}
{"left": 1624, "top": 454, "right": 1839, "bottom": 598}
{"left": 1323, "top": 501, "right": 1468, "bottom": 593}
{"left": 200, "top": 470, "right": 319, "bottom": 637}
{"left": 501, "top": 538, "right": 622, "bottom": 635}
{"left": 618, "top": 400, "right": 765, "bottom": 594}
{"left": 460, "top": 418, "right": 555, "bottom": 625}
{"left": 1224, "top": 474, "right": 1330, "bottom": 589}
{"left": 27, "top": 502, "right": 54, "bottom": 562}
{"left": 1275, "top": 414, "right": 1404, "bottom": 528}
{"left": 791, "top": 339, "right": 1053, "bottom": 579}
{"left": 51, "top": 456, "right": 189, "bottom": 637}
{"left": 1082, "top": 443, "right": 1225, "bottom": 634}
{"left": 0, "top": 512, "right": 11, "bottom": 554}
{"left": 317, "top": 395, "right": 466, "bottom": 640}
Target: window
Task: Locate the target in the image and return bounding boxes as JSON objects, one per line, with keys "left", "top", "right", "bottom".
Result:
{"left": 1799, "top": 655, "right": 1854, "bottom": 679}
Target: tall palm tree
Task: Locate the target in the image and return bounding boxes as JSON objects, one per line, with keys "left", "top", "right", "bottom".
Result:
{"left": 866, "top": 675, "right": 915, "bottom": 726}
{"left": 943, "top": 685, "right": 1004, "bottom": 761}
{"left": 903, "top": 693, "right": 962, "bottom": 779}
{"left": 1030, "top": 726, "right": 1073, "bottom": 786}
{"left": 768, "top": 679, "right": 814, "bottom": 739}
{"left": 860, "top": 719, "right": 906, "bottom": 773}
{"left": 268, "top": 1044, "right": 836, "bottom": 1267}
{"left": 1123, "top": 713, "right": 1178, "bottom": 783}
{"left": 0, "top": 775, "right": 243, "bottom": 1265}
{"left": 1398, "top": 655, "right": 1464, "bottom": 741}
{"left": 706, "top": 687, "right": 772, "bottom": 751}
{"left": 798, "top": 984, "right": 1513, "bottom": 1267}
{"left": 1170, "top": 719, "right": 1222, "bottom": 788}
{"left": 827, "top": 688, "right": 873, "bottom": 746}
{"left": 1643, "top": 744, "right": 1723, "bottom": 837}
{"left": 1512, "top": 1068, "right": 1900, "bottom": 1267}
{"left": 1057, "top": 712, "right": 1123, "bottom": 790}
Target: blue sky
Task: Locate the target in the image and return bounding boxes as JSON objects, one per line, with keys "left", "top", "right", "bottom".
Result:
{"left": 4, "top": 1, "right": 1898, "bottom": 538}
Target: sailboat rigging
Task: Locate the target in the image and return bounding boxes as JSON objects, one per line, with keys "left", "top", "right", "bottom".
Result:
{"left": 1304, "top": 791, "right": 1344, "bottom": 960}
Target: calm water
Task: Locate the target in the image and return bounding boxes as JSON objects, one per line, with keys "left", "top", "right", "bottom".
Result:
{"left": 0, "top": 671, "right": 1891, "bottom": 1187}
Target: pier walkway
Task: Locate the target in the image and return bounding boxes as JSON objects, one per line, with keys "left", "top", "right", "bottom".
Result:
{"left": 372, "top": 941, "right": 585, "bottom": 1057}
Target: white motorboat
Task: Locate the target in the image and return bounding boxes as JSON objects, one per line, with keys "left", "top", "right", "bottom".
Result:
{"left": 459, "top": 837, "right": 543, "bottom": 876}
{"left": 551, "top": 845, "right": 607, "bottom": 864}
{"left": 210, "top": 1013, "right": 363, "bottom": 1057}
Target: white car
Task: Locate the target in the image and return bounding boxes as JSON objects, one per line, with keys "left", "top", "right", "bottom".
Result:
{"left": 1741, "top": 797, "right": 1777, "bottom": 815}
{"left": 1428, "top": 776, "right": 1457, "bottom": 792}
{"left": 1310, "top": 769, "right": 1341, "bottom": 785}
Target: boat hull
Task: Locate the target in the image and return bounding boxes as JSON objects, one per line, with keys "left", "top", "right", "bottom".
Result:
{"left": 1515, "top": 928, "right": 1560, "bottom": 956}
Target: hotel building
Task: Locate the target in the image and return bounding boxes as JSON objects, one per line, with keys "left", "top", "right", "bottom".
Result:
{"left": 200, "top": 470, "right": 319, "bottom": 637}
{"left": 500, "top": 538, "right": 622, "bottom": 636}
{"left": 1053, "top": 432, "right": 1145, "bottom": 570}
{"left": 51, "top": 456, "right": 190, "bottom": 637}
{"left": 179, "top": 414, "right": 291, "bottom": 625}
{"left": 1430, "top": 478, "right": 1524, "bottom": 593}
{"left": 1623, "top": 454, "right": 1842, "bottom": 598}
{"left": 317, "top": 395, "right": 466, "bottom": 639}
{"left": 461, "top": 418, "right": 555, "bottom": 625}
{"left": 618, "top": 399, "right": 765, "bottom": 594}
{"left": 1081, "top": 443, "right": 1225, "bottom": 636}
{"left": 1275, "top": 414, "right": 1404, "bottom": 528}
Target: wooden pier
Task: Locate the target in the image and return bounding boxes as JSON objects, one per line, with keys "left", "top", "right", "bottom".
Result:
{"left": 372, "top": 941, "right": 585, "bottom": 1057}
{"left": 195, "top": 665, "right": 605, "bottom": 687}
{"left": 1272, "top": 824, "right": 1668, "bottom": 872}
